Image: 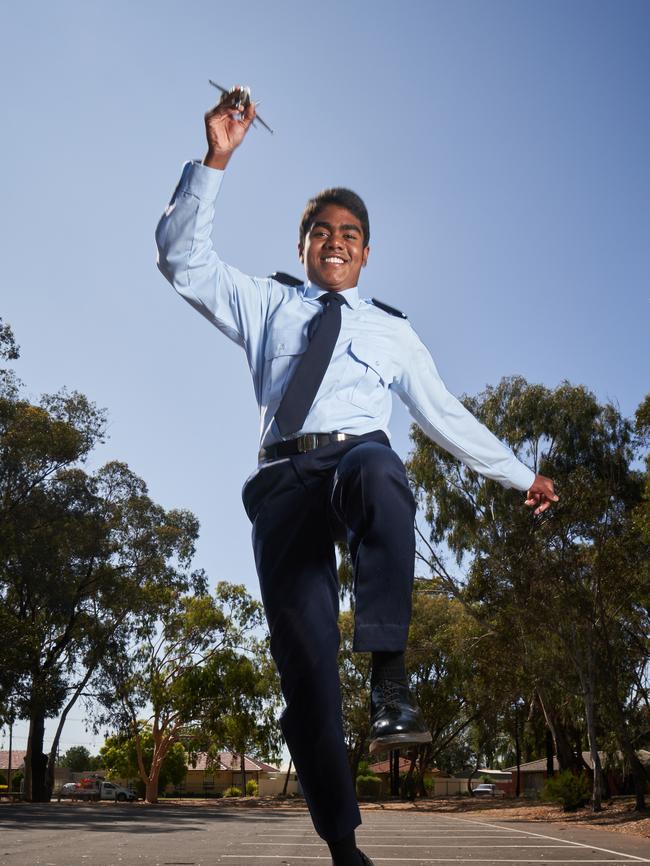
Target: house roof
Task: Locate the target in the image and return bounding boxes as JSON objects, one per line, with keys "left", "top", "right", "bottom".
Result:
{"left": 369, "top": 757, "right": 412, "bottom": 774}
{"left": 188, "top": 750, "right": 279, "bottom": 773}
{"left": 504, "top": 752, "right": 628, "bottom": 773}
{"left": 0, "top": 750, "right": 26, "bottom": 771}
{"left": 505, "top": 756, "right": 560, "bottom": 773}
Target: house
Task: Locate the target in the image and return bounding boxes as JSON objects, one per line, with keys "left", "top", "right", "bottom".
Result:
{"left": 369, "top": 758, "right": 468, "bottom": 797}
{"left": 505, "top": 751, "right": 650, "bottom": 796}
{"left": 0, "top": 750, "right": 26, "bottom": 795}
{"left": 167, "top": 750, "right": 297, "bottom": 797}
{"left": 0, "top": 749, "right": 26, "bottom": 774}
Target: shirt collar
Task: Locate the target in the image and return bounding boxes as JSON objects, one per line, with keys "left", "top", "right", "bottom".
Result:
{"left": 303, "top": 282, "right": 362, "bottom": 310}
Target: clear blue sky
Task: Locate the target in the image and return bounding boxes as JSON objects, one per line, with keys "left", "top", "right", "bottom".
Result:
{"left": 2, "top": 0, "right": 648, "bottom": 756}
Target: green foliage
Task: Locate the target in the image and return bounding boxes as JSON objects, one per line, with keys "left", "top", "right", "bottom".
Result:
{"left": 94, "top": 583, "right": 281, "bottom": 803}
{"left": 356, "top": 761, "right": 374, "bottom": 778}
{"left": 0, "top": 318, "right": 19, "bottom": 362}
{"left": 223, "top": 786, "right": 242, "bottom": 798}
{"left": 11, "top": 771, "right": 23, "bottom": 792}
{"left": 0, "top": 772, "right": 6, "bottom": 785}
{"left": 423, "top": 778, "right": 437, "bottom": 797}
{"left": 245, "top": 779, "right": 259, "bottom": 796}
{"left": 199, "top": 631, "right": 283, "bottom": 769}
{"left": 100, "top": 729, "right": 188, "bottom": 793}
{"left": 0, "top": 317, "right": 20, "bottom": 399}
{"left": 356, "top": 775, "right": 382, "bottom": 799}
{"left": 0, "top": 325, "right": 206, "bottom": 800}
{"left": 407, "top": 377, "right": 650, "bottom": 810}
{"left": 541, "top": 770, "right": 590, "bottom": 811}
{"left": 59, "top": 746, "right": 98, "bottom": 772}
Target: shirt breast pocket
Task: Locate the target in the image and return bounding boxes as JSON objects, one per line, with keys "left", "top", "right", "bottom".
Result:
{"left": 264, "top": 329, "right": 307, "bottom": 398}
{"left": 339, "top": 339, "right": 393, "bottom": 411}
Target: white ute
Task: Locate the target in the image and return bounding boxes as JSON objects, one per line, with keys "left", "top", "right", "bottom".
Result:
{"left": 58, "top": 779, "right": 137, "bottom": 801}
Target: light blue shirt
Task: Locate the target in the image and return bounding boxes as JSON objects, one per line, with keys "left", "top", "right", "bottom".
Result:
{"left": 156, "top": 161, "right": 536, "bottom": 491}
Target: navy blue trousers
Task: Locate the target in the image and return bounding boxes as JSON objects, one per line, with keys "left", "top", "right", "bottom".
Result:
{"left": 242, "top": 431, "right": 416, "bottom": 842}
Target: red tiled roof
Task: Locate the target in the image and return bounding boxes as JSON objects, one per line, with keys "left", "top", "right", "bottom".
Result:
{"left": 369, "top": 757, "right": 411, "bottom": 774}
{"left": 188, "top": 750, "right": 279, "bottom": 773}
{"left": 0, "top": 750, "right": 26, "bottom": 771}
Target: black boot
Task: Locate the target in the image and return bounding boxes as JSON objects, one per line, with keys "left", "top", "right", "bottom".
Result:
{"left": 368, "top": 679, "right": 432, "bottom": 754}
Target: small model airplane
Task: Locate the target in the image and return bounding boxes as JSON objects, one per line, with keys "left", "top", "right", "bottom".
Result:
{"left": 209, "top": 80, "right": 274, "bottom": 135}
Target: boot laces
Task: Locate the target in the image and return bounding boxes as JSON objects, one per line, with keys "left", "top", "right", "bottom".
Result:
{"left": 377, "top": 679, "right": 402, "bottom": 710}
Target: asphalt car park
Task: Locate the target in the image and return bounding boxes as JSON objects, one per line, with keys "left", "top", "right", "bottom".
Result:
{"left": 1, "top": 804, "right": 649, "bottom": 865}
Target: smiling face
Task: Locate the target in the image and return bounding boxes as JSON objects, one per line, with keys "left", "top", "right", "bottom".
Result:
{"left": 299, "top": 204, "right": 370, "bottom": 292}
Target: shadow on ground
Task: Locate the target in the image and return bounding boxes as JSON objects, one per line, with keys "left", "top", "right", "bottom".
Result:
{"left": 0, "top": 803, "right": 309, "bottom": 835}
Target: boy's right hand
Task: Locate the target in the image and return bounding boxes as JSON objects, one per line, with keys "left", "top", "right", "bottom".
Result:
{"left": 203, "top": 89, "right": 256, "bottom": 170}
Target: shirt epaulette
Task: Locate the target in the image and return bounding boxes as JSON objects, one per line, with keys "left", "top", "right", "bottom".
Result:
{"left": 270, "top": 271, "right": 304, "bottom": 287}
{"left": 370, "top": 298, "right": 408, "bottom": 319}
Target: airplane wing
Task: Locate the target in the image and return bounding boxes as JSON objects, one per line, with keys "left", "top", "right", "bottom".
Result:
{"left": 208, "top": 80, "right": 274, "bottom": 134}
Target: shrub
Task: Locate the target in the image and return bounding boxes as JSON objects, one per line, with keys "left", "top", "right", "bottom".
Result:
{"left": 11, "top": 772, "right": 23, "bottom": 792}
{"left": 356, "top": 775, "right": 382, "bottom": 799}
{"left": 246, "top": 779, "right": 259, "bottom": 796}
{"left": 541, "top": 771, "right": 590, "bottom": 812}
{"left": 223, "top": 786, "right": 243, "bottom": 798}
{"left": 0, "top": 772, "right": 6, "bottom": 786}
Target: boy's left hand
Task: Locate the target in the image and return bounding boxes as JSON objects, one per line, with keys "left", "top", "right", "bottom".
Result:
{"left": 525, "top": 474, "right": 559, "bottom": 515}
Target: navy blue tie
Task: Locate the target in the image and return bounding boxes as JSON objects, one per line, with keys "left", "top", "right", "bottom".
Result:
{"left": 275, "top": 292, "right": 345, "bottom": 437}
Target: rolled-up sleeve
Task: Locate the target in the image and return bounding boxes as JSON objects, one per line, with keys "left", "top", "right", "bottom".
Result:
{"left": 155, "top": 161, "right": 269, "bottom": 355}
{"left": 392, "top": 325, "right": 536, "bottom": 491}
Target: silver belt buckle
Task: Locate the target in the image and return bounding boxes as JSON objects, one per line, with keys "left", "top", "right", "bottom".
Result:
{"left": 297, "top": 433, "right": 320, "bottom": 453}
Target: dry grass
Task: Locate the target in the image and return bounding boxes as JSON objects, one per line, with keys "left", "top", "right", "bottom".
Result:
{"left": 359, "top": 795, "right": 650, "bottom": 838}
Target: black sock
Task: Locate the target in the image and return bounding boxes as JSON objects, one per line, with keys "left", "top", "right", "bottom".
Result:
{"left": 371, "top": 650, "right": 406, "bottom": 687}
{"left": 327, "top": 831, "right": 361, "bottom": 866}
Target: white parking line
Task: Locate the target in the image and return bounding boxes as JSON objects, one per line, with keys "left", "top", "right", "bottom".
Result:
{"left": 222, "top": 858, "right": 648, "bottom": 863}
{"left": 241, "top": 843, "right": 600, "bottom": 849}
{"left": 432, "top": 815, "right": 650, "bottom": 863}
{"left": 229, "top": 813, "right": 650, "bottom": 865}
{"left": 257, "top": 834, "right": 534, "bottom": 839}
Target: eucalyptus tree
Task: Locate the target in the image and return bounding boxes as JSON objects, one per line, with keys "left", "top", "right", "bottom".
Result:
{"left": 407, "top": 377, "right": 649, "bottom": 810}
{"left": 201, "top": 641, "right": 283, "bottom": 795}
{"left": 1, "top": 320, "right": 202, "bottom": 801}
{"left": 94, "top": 582, "right": 282, "bottom": 803}
{"left": 100, "top": 729, "right": 188, "bottom": 795}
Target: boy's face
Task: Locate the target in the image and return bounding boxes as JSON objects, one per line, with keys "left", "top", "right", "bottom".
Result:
{"left": 299, "top": 204, "right": 369, "bottom": 292}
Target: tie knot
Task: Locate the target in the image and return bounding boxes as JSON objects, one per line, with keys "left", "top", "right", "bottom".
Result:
{"left": 319, "top": 292, "right": 345, "bottom": 307}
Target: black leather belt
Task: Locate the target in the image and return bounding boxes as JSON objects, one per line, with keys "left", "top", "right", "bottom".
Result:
{"left": 259, "top": 432, "right": 359, "bottom": 463}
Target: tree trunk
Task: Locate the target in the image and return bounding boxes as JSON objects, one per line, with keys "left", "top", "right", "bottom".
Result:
{"left": 240, "top": 753, "right": 246, "bottom": 795}
{"left": 467, "top": 756, "right": 480, "bottom": 796}
{"left": 46, "top": 668, "right": 94, "bottom": 798}
{"left": 25, "top": 711, "right": 49, "bottom": 802}
{"left": 537, "top": 688, "right": 581, "bottom": 772}
{"left": 580, "top": 671, "right": 603, "bottom": 812}
{"left": 514, "top": 719, "right": 522, "bottom": 798}
{"left": 145, "top": 766, "right": 161, "bottom": 804}
{"left": 282, "top": 758, "right": 293, "bottom": 795}
{"left": 133, "top": 726, "right": 157, "bottom": 804}
{"left": 546, "top": 730, "right": 555, "bottom": 778}
{"left": 145, "top": 743, "right": 167, "bottom": 804}
{"left": 348, "top": 739, "right": 366, "bottom": 782}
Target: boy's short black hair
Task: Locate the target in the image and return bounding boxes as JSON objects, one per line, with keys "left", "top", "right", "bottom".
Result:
{"left": 299, "top": 188, "right": 370, "bottom": 248}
